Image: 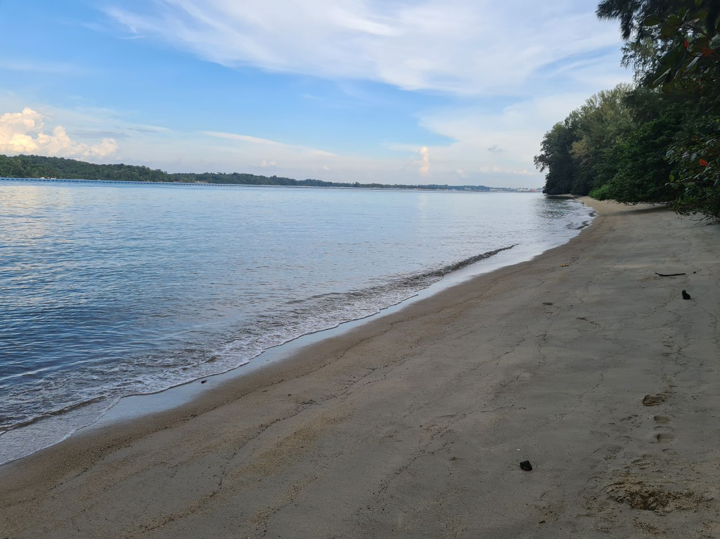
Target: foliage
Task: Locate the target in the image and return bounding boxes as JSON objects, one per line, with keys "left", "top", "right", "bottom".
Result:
{"left": 535, "top": 0, "right": 720, "bottom": 218}
{"left": 534, "top": 119, "right": 578, "bottom": 195}
{"left": 569, "top": 85, "right": 635, "bottom": 194}
{"left": 598, "top": 0, "right": 719, "bottom": 86}
{"left": 667, "top": 115, "right": 720, "bottom": 216}
{"left": 598, "top": 110, "right": 681, "bottom": 204}
{"left": 536, "top": 85, "right": 635, "bottom": 196}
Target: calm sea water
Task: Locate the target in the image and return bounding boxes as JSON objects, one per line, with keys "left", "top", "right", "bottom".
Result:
{"left": 0, "top": 180, "right": 594, "bottom": 462}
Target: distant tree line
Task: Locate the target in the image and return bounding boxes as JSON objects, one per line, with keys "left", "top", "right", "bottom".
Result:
{"left": 535, "top": 0, "right": 720, "bottom": 217}
{"left": 0, "top": 154, "right": 494, "bottom": 192}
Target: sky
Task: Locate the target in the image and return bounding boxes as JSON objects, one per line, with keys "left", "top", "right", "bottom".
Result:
{"left": 0, "top": 0, "right": 631, "bottom": 187}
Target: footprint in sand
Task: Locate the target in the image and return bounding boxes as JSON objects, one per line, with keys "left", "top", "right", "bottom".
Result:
{"left": 603, "top": 444, "right": 624, "bottom": 459}
{"left": 652, "top": 415, "right": 675, "bottom": 443}
{"left": 643, "top": 394, "right": 668, "bottom": 406}
{"left": 656, "top": 432, "right": 676, "bottom": 443}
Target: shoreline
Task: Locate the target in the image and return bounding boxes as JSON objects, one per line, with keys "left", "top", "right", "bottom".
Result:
{"left": 2, "top": 199, "right": 719, "bottom": 538}
{"left": 0, "top": 198, "right": 592, "bottom": 466}
{"left": 0, "top": 176, "right": 539, "bottom": 193}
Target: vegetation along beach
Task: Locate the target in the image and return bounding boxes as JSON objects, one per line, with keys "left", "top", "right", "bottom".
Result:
{"left": 1, "top": 0, "right": 719, "bottom": 537}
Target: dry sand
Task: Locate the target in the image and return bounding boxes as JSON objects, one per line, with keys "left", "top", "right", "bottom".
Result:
{"left": 1, "top": 199, "right": 719, "bottom": 538}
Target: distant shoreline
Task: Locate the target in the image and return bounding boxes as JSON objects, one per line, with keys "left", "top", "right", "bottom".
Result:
{"left": 0, "top": 177, "right": 540, "bottom": 193}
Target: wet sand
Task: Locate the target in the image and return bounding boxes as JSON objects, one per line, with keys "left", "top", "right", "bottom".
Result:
{"left": 2, "top": 199, "right": 719, "bottom": 538}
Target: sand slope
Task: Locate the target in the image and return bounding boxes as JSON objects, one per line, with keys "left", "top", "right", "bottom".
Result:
{"left": 1, "top": 199, "right": 719, "bottom": 538}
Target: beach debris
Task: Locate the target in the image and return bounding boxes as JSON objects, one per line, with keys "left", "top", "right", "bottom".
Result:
{"left": 655, "top": 272, "right": 686, "bottom": 277}
{"left": 542, "top": 302, "right": 553, "bottom": 306}
{"left": 560, "top": 263, "right": 569, "bottom": 267}
{"left": 520, "top": 460, "right": 533, "bottom": 471}
{"left": 682, "top": 290, "right": 692, "bottom": 300}
{"left": 642, "top": 394, "right": 667, "bottom": 406}
{"left": 201, "top": 380, "right": 207, "bottom": 384}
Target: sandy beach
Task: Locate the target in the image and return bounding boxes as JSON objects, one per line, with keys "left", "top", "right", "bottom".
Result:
{"left": 1, "top": 198, "right": 719, "bottom": 538}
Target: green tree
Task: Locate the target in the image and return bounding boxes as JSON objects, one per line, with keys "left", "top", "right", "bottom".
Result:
{"left": 569, "top": 85, "right": 635, "bottom": 195}
{"left": 535, "top": 0, "right": 720, "bottom": 217}
{"left": 592, "top": 107, "right": 682, "bottom": 203}
{"left": 534, "top": 117, "right": 579, "bottom": 195}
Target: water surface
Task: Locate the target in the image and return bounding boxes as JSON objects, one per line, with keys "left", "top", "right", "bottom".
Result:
{"left": 0, "top": 180, "right": 593, "bottom": 462}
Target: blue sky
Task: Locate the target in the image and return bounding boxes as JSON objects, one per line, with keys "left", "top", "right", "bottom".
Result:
{"left": 0, "top": 0, "right": 631, "bottom": 187}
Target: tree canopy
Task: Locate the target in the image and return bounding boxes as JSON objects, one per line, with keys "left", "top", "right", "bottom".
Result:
{"left": 536, "top": 0, "right": 720, "bottom": 217}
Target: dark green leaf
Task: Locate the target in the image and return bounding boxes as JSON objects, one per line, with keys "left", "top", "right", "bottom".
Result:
{"left": 661, "top": 23, "right": 679, "bottom": 38}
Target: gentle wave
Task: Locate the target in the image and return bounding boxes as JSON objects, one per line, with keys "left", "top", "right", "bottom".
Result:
{"left": 0, "top": 245, "right": 515, "bottom": 445}
{"left": 0, "top": 185, "right": 596, "bottom": 465}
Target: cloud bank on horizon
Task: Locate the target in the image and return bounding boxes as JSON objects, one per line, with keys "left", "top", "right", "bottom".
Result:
{"left": 0, "top": 108, "right": 117, "bottom": 159}
{"left": 0, "top": 0, "right": 631, "bottom": 187}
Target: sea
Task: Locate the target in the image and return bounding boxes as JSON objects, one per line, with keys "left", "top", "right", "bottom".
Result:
{"left": 0, "top": 179, "right": 595, "bottom": 463}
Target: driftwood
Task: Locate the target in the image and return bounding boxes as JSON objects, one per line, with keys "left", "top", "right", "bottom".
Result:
{"left": 655, "top": 272, "right": 686, "bottom": 277}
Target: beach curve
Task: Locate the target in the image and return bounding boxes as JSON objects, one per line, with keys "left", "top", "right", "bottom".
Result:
{"left": 1, "top": 198, "right": 719, "bottom": 538}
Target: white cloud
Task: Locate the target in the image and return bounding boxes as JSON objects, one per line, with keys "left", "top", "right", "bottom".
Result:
{"left": 0, "top": 94, "right": 586, "bottom": 187}
{"left": 0, "top": 108, "right": 118, "bottom": 158}
{"left": 377, "top": 91, "right": 597, "bottom": 185}
{"left": 106, "top": 0, "right": 623, "bottom": 95}
{"left": 69, "top": 0, "right": 630, "bottom": 187}
{"left": 419, "top": 146, "right": 430, "bottom": 175}
{"left": 418, "top": 92, "right": 593, "bottom": 164}
{"left": 0, "top": 0, "right": 631, "bottom": 190}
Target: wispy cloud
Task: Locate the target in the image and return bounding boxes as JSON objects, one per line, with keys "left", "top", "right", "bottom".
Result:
{"left": 0, "top": 1, "right": 631, "bottom": 188}
{"left": 128, "top": 124, "right": 172, "bottom": 134}
{"left": 202, "top": 131, "right": 284, "bottom": 146}
{"left": 70, "top": 128, "right": 129, "bottom": 139}
{"left": 198, "top": 130, "right": 345, "bottom": 171}
{"left": 203, "top": 130, "right": 337, "bottom": 155}
{"left": 105, "top": 0, "right": 623, "bottom": 96}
